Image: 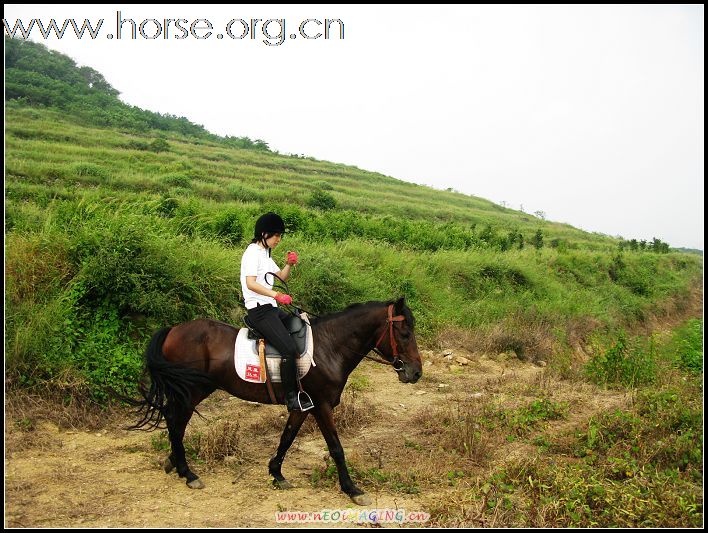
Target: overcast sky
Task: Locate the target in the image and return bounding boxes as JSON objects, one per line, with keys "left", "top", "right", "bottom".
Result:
{"left": 5, "top": 4, "right": 704, "bottom": 249}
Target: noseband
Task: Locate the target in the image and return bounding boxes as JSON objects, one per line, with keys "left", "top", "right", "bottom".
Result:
{"left": 370, "top": 304, "right": 406, "bottom": 371}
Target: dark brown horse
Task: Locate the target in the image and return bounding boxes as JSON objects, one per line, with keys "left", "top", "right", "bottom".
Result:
{"left": 129, "top": 297, "right": 422, "bottom": 505}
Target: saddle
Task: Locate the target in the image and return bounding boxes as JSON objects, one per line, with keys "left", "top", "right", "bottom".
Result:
{"left": 240, "top": 312, "right": 314, "bottom": 411}
{"left": 243, "top": 314, "right": 308, "bottom": 358}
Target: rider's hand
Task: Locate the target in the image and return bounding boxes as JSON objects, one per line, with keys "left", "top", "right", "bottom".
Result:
{"left": 286, "top": 251, "right": 299, "bottom": 265}
{"left": 274, "top": 292, "right": 293, "bottom": 305}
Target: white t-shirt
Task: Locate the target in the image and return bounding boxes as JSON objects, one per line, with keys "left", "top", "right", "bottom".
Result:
{"left": 240, "top": 243, "right": 280, "bottom": 309}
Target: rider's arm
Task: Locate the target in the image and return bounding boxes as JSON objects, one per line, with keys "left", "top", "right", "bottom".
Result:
{"left": 245, "top": 276, "right": 279, "bottom": 298}
{"left": 275, "top": 263, "right": 291, "bottom": 281}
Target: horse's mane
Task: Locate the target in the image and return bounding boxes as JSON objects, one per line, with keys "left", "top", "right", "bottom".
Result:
{"left": 309, "top": 300, "right": 416, "bottom": 329}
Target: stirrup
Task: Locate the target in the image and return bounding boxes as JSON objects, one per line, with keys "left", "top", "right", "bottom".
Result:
{"left": 297, "top": 391, "right": 314, "bottom": 412}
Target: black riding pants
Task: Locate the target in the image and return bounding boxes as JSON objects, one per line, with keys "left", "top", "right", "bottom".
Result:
{"left": 247, "top": 304, "right": 298, "bottom": 359}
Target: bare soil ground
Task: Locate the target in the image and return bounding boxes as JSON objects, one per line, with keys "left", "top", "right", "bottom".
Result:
{"left": 5, "top": 349, "right": 629, "bottom": 528}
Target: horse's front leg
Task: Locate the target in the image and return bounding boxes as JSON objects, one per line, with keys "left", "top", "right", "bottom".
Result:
{"left": 269, "top": 410, "right": 309, "bottom": 489}
{"left": 313, "top": 403, "right": 371, "bottom": 506}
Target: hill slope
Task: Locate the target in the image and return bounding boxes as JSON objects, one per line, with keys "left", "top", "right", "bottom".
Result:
{"left": 4, "top": 35, "right": 702, "bottom": 402}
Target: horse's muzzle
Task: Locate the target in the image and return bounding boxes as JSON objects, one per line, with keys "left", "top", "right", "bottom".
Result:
{"left": 398, "top": 363, "right": 422, "bottom": 384}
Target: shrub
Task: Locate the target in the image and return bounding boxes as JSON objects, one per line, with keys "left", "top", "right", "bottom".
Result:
{"left": 585, "top": 333, "right": 657, "bottom": 387}
{"left": 162, "top": 173, "right": 191, "bottom": 188}
{"left": 149, "top": 138, "right": 170, "bottom": 152}
{"left": 155, "top": 197, "right": 179, "bottom": 217}
{"left": 313, "top": 180, "right": 334, "bottom": 190}
{"left": 125, "top": 140, "right": 150, "bottom": 151}
{"left": 212, "top": 209, "right": 244, "bottom": 245}
{"left": 70, "top": 162, "right": 108, "bottom": 181}
{"left": 307, "top": 190, "right": 337, "bottom": 211}
{"left": 672, "top": 319, "right": 703, "bottom": 373}
{"left": 295, "top": 251, "right": 364, "bottom": 314}
{"left": 227, "top": 183, "right": 263, "bottom": 203}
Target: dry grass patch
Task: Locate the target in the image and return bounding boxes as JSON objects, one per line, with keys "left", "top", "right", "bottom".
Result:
{"left": 6, "top": 386, "right": 122, "bottom": 434}
{"left": 189, "top": 419, "right": 246, "bottom": 463}
{"left": 295, "top": 387, "right": 380, "bottom": 437}
{"left": 411, "top": 398, "right": 499, "bottom": 468}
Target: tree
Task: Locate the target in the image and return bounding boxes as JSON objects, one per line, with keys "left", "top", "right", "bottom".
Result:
{"left": 78, "top": 65, "right": 119, "bottom": 96}
{"left": 531, "top": 229, "right": 544, "bottom": 249}
{"left": 650, "top": 237, "right": 670, "bottom": 254}
{"left": 534, "top": 210, "right": 546, "bottom": 220}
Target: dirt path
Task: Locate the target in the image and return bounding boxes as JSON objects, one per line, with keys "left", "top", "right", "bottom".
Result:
{"left": 5, "top": 349, "right": 628, "bottom": 528}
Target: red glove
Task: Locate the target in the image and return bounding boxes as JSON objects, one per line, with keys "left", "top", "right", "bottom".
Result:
{"left": 286, "top": 251, "right": 299, "bottom": 265}
{"left": 274, "top": 292, "right": 292, "bottom": 305}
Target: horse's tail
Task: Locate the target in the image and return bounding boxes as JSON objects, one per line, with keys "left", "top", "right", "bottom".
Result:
{"left": 125, "top": 326, "right": 214, "bottom": 431}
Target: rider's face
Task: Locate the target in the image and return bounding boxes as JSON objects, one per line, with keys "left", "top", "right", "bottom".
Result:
{"left": 265, "top": 233, "right": 282, "bottom": 249}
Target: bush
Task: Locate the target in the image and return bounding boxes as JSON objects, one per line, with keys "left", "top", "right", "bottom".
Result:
{"left": 307, "top": 190, "right": 337, "bottom": 211}
{"left": 313, "top": 180, "right": 334, "bottom": 190}
{"left": 5, "top": 212, "right": 243, "bottom": 401}
{"left": 125, "top": 140, "right": 150, "bottom": 151}
{"left": 149, "top": 138, "right": 170, "bottom": 152}
{"left": 155, "top": 197, "right": 179, "bottom": 217}
{"left": 585, "top": 333, "right": 657, "bottom": 387}
{"left": 212, "top": 209, "right": 244, "bottom": 245}
{"left": 70, "top": 162, "right": 109, "bottom": 181}
{"left": 295, "top": 251, "right": 364, "bottom": 314}
{"left": 162, "top": 173, "right": 191, "bottom": 188}
{"left": 672, "top": 319, "right": 703, "bottom": 373}
{"left": 227, "top": 183, "right": 263, "bottom": 203}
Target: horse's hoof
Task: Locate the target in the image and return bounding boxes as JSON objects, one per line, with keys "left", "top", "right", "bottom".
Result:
{"left": 273, "top": 479, "right": 294, "bottom": 490}
{"left": 163, "top": 457, "right": 175, "bottom": 474}
{"left": 187, "top": 478, "right": 205, "bottom": 489}
{"left": 351, "top": 493, "right": 372, "bottom": 506}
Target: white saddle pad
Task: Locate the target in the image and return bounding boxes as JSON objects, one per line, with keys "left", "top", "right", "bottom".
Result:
{"left": 234, "top": 314, "right": 315, "bottom": 384}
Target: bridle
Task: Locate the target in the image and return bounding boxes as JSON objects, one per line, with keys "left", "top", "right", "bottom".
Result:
{"left": 263, "top": 275, "right": 408, "bottom": 373}
{"left": 366, "top": 304, "right": 406, "bottom": 372}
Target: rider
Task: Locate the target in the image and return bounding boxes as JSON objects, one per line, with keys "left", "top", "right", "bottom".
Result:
{"left": 240, "top": 212, "right": 312, "bottom": 412}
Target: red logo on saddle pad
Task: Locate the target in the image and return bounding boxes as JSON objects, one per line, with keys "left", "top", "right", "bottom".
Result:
{"left": 245, "top": 364, "right": 261, "bottom": 381}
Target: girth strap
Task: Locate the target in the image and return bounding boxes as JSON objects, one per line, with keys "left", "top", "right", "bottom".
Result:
{"left": 260, "top": 339, "right": 278, "bottom": 404}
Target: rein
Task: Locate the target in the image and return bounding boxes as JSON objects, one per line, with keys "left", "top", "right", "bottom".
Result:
{"left": 363, "top": 351, "right": 396, "bottom": 366}
{"left": 265, "top": 272, "right": 406, "bottom": 371}
{"left": 312, "top": 303, "right": 406, "bottom": 370}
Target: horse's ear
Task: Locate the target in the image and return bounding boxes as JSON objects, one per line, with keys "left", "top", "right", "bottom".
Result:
{"left": 395, "top": 296, "right": 406, "bottom": 313}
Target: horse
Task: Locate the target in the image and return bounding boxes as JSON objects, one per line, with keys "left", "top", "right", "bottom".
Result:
{"left": 128, "top": 297, "right": 422, "bottom": 506}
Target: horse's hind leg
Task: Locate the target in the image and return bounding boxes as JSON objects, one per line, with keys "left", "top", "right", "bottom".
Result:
{"left": 269, "top": 410, "right": 309, "bottom": 489}
{"left": 165, "top": 388, "right": 215, "bottom": 489}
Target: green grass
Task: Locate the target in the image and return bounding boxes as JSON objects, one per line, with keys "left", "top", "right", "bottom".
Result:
{"left": 4, "top": 104, "right": 702, "bottom": 403}
{"left": 670, "top": 319, "right": 703, "bottom": 373}
{"left": 584, "top": 333, "right": 658, "bottom": 388}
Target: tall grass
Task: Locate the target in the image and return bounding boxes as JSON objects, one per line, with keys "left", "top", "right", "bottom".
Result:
{"left": 5, "top": 106, "right": 703, "bottom": 402}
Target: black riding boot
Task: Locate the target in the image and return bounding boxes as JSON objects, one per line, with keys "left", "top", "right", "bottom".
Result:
{"left": 280, "top": 357, "right": 314, "bottom": 412}
{"left": 280, "top": 357, "right": 300, "bottom": 411}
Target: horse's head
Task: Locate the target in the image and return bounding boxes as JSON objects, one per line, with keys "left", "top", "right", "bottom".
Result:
{"left": 375, "top": 297, "right": 423, "bottom": 384}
